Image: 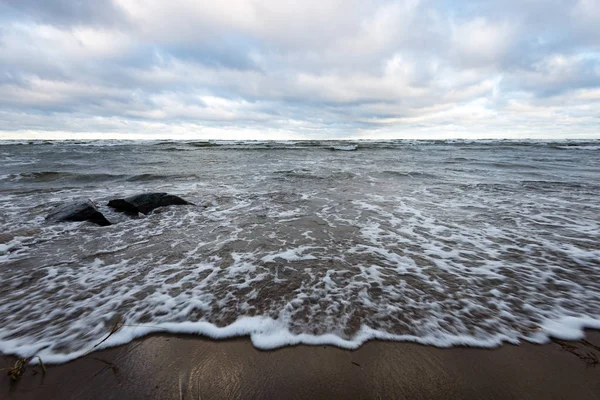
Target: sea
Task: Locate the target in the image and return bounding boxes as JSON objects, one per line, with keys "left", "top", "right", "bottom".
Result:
{"left": 1, "top": 139, "right": 599, "bottom": 363}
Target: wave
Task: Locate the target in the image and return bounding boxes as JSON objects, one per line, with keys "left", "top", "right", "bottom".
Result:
{"left": 2, "top": 171, "right": 197, "bottom": 184}
{"left": 274, "top": 169, "right": 325, "bottom": 180}
{"left": 187, "top": 141, "right": 221, "bottom": 148}
{"left": 553, "top": 145, "right": 600, "bottom": 150}
{"left": 273, "top": 169, "right": 356, "bottom": 181}
{"left": 125, "top": 173, "right": 194, "bottom": 182}
{"left": 454, "top": 180, "right": 598, "bottom": 195}
{"left": 519, "top": 180, "right": 597, "bottom": 191}
{"left": 3, "top": 171, "right": 125, "bottom": 183}
{"left": 2, "top": 139, "right": 599, "bottom": 151}
{"left": 381, "top": 170, "right": 438, "bottom": 179}
{"left": 328, "top": 145, "right": 358, "bottom": 151}
{"left": 1, "top": 137, "right": 600, "bottom": 365}
{"left": 162, "top": 147, "right": 196, "bottom": 152}
{"left": 3, "top": 315, "right": 600, "bottom": 365}
{"left": 7, "top": 171, "right": 70, "bottom": 182}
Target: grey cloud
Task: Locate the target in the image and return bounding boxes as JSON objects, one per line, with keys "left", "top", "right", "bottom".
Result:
{"left": 2, "top": 0, "right": 126, "bottom": 26}
{"left": 0, "top": 0, "right": 598, "bottom": 139}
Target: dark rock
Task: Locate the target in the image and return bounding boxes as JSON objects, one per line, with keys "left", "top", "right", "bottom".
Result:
{"left": 46, "top": 200, "right": 111, "bottom": 226}
{"left": 107, "top": 193, "right": 193, "bottom": 215}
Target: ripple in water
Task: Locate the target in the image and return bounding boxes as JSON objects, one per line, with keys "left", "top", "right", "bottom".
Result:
{"left": 0, "top": 140, "right": 599, "bottom": 363}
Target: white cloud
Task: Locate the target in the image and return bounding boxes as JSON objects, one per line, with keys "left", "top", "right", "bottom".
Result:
{"left": 0, "top": 0, "right": 598, "bottom": 139}
{"left": 450, "top": 17, "right": 516, "bottom": 67}
{"left": 0, "top": 23, "right": 133, "bottom": 66}
{"left": 0, "top": 76, "right": 129, "bottom": 107}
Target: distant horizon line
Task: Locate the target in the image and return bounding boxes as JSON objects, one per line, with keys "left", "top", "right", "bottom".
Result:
{"left": 2, "top": 137, "right": 600, "bottom": 142}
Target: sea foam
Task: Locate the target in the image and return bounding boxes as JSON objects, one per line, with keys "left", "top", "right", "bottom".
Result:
{"left": 0, "top": 140, "right": 599, "bottom": 363}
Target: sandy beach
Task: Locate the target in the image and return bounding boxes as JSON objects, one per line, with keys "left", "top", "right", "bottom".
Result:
{"left": 2, "top": 331, "right": 600, "bottom": 400}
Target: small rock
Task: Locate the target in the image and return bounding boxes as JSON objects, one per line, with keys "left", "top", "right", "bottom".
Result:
{"left": 46, "top": 200, "right": 111, "bottom": 226}
{"left": 107, "top": 192, "right": 193, "bottom": 215}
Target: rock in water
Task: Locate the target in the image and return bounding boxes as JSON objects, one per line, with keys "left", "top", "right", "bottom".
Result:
{"left": 107, "top": 193, "right": 193, "bottom": 214}
{"left": 46, "top": 200, "right": 111, "bottom": 226}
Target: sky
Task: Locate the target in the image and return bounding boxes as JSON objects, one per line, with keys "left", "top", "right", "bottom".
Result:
{"left": 0, "top": 0, "right": 599, "bottom": 140}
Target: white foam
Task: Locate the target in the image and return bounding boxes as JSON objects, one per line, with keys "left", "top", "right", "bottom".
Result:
{"left": 1, "top": 140, "right": 599, "bottom": 364}
{"left": 330, "top": 145, "right": 358, "bottom": 151}
{"left": 262, "top": 246, "right": 318, "bottom": 263}
{"left": 540, "top": 316, "right": 600, "bottom": 341}
{"left": 5, "top": 314, "right": 600, "bottom": 365}
{"left": 556, "top": 145, "right": 600, "bottom": 150}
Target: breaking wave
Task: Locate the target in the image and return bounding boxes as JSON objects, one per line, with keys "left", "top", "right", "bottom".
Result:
{"left": 0, "top": 139, "right": 599, "bottom": 363}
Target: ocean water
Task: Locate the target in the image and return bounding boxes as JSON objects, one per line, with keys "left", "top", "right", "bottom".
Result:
{"left": 1, "top": 139, "right": 600, "bottom": 363}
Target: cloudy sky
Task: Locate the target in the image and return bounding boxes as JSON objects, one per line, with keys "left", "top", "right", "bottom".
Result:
{"left": 0, "top": 0, "right": 599, "bottom": 140}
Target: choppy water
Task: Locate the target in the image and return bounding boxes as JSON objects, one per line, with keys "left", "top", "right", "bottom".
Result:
{"left": 1, "top": 139, "right": 600, "bottom": 363}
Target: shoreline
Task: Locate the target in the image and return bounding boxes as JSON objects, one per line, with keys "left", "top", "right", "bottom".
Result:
{"left": 2, "top": 331, "right": 600, "bottom": 399}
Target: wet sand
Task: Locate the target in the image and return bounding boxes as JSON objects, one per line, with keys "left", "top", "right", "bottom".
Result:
{"left": 2, "top": 332, "right": 600, "bottom": 400}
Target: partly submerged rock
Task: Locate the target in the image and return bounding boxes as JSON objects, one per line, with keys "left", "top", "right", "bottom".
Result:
{"left": 46, "top": 200, "right": 111, "bottom": 226}
{"left": 107, "top": 192, "right": 193, "bottom": 215}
